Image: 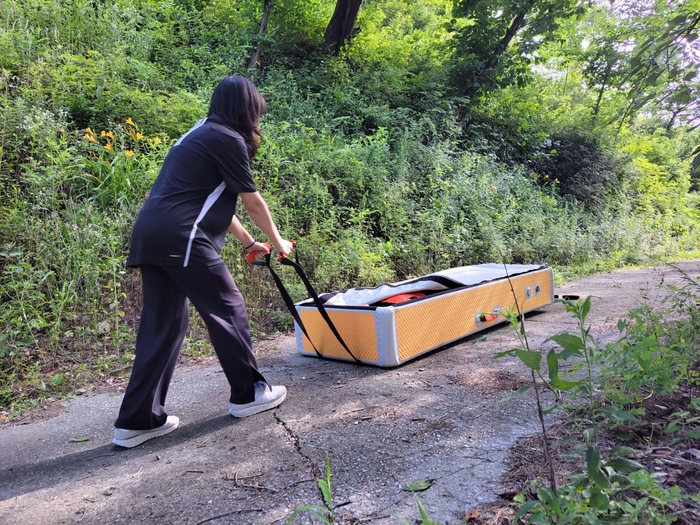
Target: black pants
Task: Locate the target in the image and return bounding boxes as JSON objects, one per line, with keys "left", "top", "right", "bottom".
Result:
{"left": 114, "top": 262, "right": 265, "bottom": 430}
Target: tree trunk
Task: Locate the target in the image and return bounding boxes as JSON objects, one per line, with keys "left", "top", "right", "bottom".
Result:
{"left": 467, "top": 0, "right": 535, "bottom": 97}
{"left": 593, "top": 80, "right": 606, "bottom": 119}
{"left": 324, "top": 0, "right": 363, "bottom": 55}
{"left": 492, "top": 8, "right": 529, "bottom": 61}
{"left": 248, "top": 0, "right": 272, "bottom": 69}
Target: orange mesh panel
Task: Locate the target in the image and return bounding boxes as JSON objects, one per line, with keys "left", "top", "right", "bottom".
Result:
{"left": 395, "top": 269, "right": 552, "bottom": 361}
{"left": 298, "top": 308, "right": 380, "bottom": 362}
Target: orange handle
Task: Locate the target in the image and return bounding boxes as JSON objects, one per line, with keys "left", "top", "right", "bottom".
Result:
{"left": 245, "top": 240, "right": 296, "bottom": 264}
{"left": 246, "top": 242, "right": 271, "bottom": 264}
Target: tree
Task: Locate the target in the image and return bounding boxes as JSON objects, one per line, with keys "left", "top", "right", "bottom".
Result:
{"left": 606, "top": 0, "right": 700, "bottom": 128}
{"left": 248, "top": 0, "right": 273, "bottom": 69}
{"left": 449, "top": 0, "right": 587, "bottom": 98}
{"left": 324, "top": 0, "right": 363, "bottom": 54}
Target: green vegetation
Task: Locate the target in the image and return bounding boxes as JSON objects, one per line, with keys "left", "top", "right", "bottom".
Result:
{"left": 495, "top": 272, "right": 700, "bottom": 524}
{"left": 1, "top": 0, "right": 699, "bottom": 423}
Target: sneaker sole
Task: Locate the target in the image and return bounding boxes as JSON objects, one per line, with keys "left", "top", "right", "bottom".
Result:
{"left": 229, "top": 391, "right": 287, "bottom": 418}
{"left": 112, "top": 416, "right": 180, "bottom": 448}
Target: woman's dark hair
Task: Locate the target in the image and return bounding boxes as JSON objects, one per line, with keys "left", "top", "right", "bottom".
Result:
{"left": 208, "top": 75, "right": 267, "bottom": 158}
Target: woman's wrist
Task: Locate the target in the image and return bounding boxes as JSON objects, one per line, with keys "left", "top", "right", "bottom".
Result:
{"left": 243, "top": 239, "right": 256, "bottom": 250}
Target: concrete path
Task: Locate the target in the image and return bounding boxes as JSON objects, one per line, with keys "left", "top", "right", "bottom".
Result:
{"left": 1, "top": 262, "right": 698, "bottom": 525}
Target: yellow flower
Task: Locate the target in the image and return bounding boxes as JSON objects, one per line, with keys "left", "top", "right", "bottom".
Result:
{"left": 104, "top": 143, "right": 113, "bottom": 151}
{"left": 135, "top": 132, "right": 144, "bottom": 141}
{"left": 125, "top": 150, "right": 134, "bottom": 158}
{"left": 100, "top": 130, "right": 106, "bottom": 137}
{"left": 106, "top": 131, "right": 114, "bottom": 139}
{"left": 126, "top": 118, "right": 135, "bottom": 126}
{"left": 86, "top": 127, "right": 93, "bottom": 134}
{"left": 83, "top": 133, "right": 96, "bottom": 143}
{"left": 153, "top": 137, "right": 162, "bottom": 145}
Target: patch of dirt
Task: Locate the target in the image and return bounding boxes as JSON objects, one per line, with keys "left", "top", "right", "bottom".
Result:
{"left": 446, "top": 369, "right": 529, "bottom": 394}
{"left": 332, "top": 405, "right": 403, "bottom": 422}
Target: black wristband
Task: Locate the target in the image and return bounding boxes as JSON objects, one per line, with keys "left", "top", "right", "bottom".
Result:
{"left": 243, "top": 240, "right": 256, "bottom": 250}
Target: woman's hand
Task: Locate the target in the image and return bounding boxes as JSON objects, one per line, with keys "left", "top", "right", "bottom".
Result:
{"left": 245, "top": 241, "right": 270, "bottom": 255}
{"left": 275, "top": 239, "right": 295, "bottom": 258}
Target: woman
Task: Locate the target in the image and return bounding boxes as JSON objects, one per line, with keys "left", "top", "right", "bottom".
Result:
{"left": 112, "top": 76, "right": 294, "bottom": 448}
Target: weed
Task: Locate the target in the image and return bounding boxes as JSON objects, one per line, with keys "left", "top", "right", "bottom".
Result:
{"left": 286, "top": 454, "right": 445, "bottom": 525}
{"left": 286, "top": 453, "right": 335, "bottom": 525}
{"left": 496, "top": 271, "right": 700, "bottom": 524}
{"left": 396, "top": 497, "right": 442, "bottom": 525}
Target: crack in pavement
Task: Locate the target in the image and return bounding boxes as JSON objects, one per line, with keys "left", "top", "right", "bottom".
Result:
{"left": 273, "top": 408, "right": 323, "bottom": 480}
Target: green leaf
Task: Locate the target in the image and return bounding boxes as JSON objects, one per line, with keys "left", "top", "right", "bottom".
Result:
{"left": 499, "top": 383, "right": 533, "bottom": 403}
{"left": 685, "top": 430, "right": 700, "bottom": 439}
{"left": 415, "top": 497, "right": 435, "bottom": 524}
{"left": 546, "top": 349, "right": 558, "bottom": 381}
{"left": 549, "top": 378, "right": 584, "bottom": 390}
{"left": 665, "top": 420, "right": 679, "bottom": 434}
{"left": 605, "top": 458, "right": 646, "bottom": 473}
{"left": 319, "top": 454, "right": 333, "bottom": 506}
{"left": 590, "top": 492, "right": 610, "bottom": 510}
{"left": 515, "top": 349, "right": 541, "bottom": 372}
{"left": 617, "top": 318, "right": 628, "bottom": 333}
{"left": 318, "top": 479, "right": 332, "bottom": 507}
{"left": 673, "top": 87, "right": 691, "bottom": 105}
{"left": 586, "top": 447, "right": 609, "bottom": 487}
{"left": 537, "top": 487, "right": 561, "bottom": 515}
{"left": 402, "top": 478, "right": 435, "bottom": 492}
{"left": 514, "top": 501, "right": 540, "bottom": 522}
{"left": 70, "top": 436, "right": 90, "bottom": 443}
{"left": 558, "top": 348, "right": 583, "bottom": 360}
{"left": 609, "top": 474, "right": 631, "bottom": 487}
{"left": 670, "top": 14, "right": 688, "bottom": 26}
{"left": 609, "top": 446, "right": 636, "bottom": 458}
{"left": 597, "top": 406, "right": 642, "bottom": 424}
{"left": 285, "top": 504, "right": 332, "bottom": 525}
{"left": 580, "top": 295, "right": 591, "bottom": 322}
{"left": 645, "top": 73, "right": 660, "bottom": 86}
{"left": 543, "top": 404, "right": 563, "bottom": 415}
{"left": 549, "top": 333, "right": 584, "bottom": 352}
{"left": 493, "top": 348, "right": 520, "bottom": 359}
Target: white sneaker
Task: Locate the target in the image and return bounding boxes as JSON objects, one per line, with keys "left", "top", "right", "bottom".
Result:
{"left": 229, "top": 382, "right": 287, "bottom": 418}
{"left": 112, "top": 415, "right": 179, "bottom": 448}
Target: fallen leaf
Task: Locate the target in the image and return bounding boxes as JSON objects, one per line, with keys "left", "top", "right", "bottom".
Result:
{"left": 70, "top": 436, "right": 90, "bottom": 443}
{"left": 402, "top": 478, "right": 435, "bottom": 492}
{"left": 465, "top": 508, "right": 480, "bottom": 520}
